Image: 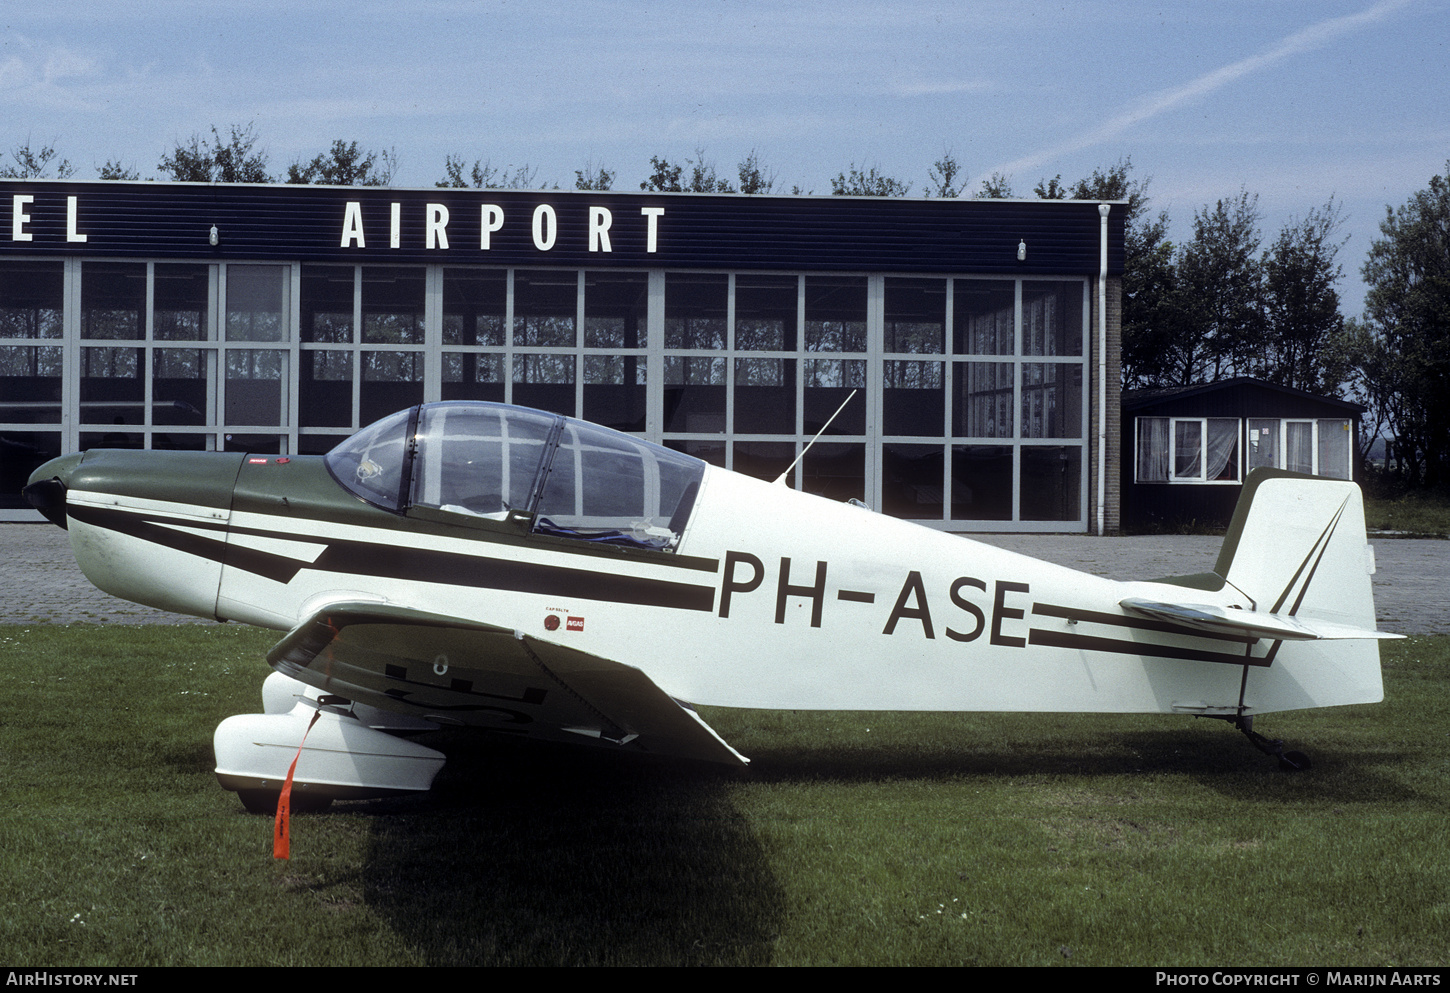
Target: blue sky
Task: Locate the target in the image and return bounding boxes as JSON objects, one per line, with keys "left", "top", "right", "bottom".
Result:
{"left": 2, "top": 0, "right": 1446, "bottom": 314}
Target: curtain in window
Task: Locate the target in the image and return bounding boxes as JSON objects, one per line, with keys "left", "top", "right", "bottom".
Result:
{"left": 1248, "top": 419, "right": 1279, "bottom": 471}
{"left": 1286, "top": 422, "right": 1314, "bottom": 474}
{"left": 1318, "top": 419, "right": 1351, "bottom": 479}
{"left": 1205, "top": 419, "right": 1239, "bottom": 481}
{"left": 1137, "top": 417, "right": 1168, "bottom": 481}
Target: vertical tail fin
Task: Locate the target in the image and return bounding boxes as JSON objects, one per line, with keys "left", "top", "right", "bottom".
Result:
{"left": 1214, "top": 469, "right": 1379, "bottom": 633}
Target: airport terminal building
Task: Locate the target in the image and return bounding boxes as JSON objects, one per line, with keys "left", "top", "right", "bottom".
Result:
{"left": 0, "top": 181, "right": 1125, "bottom": 530}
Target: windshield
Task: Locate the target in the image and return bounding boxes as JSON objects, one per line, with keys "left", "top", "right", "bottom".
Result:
{"left": 326, "top": 401, "right": 706, "bottom": 551}
{"left": 323, "top": 406, "right": 414, "bottom": 511}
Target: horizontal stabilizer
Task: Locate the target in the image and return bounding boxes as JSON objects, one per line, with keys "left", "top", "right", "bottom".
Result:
{"left": 1119, "top": 597, "right": 1402, "bottom": 643}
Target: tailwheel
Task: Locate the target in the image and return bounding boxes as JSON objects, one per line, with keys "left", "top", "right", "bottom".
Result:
{"left": 1231, "top": 715, "right": 1311, "bottom": 773}
{"left": 1277, "top": 750, "right": 1312, "bottom": 773}
{"left": 236, "top": 789, "right": 333, "bottom": 815}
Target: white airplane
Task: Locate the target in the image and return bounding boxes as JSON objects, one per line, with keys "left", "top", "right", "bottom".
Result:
{"left": 23, "top": 401, "right": 1397, "bottom": 812}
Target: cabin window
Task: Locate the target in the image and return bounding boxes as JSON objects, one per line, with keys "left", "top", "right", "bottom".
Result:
{"left": 534, "top": 420, "right": 704, "bottom": 550}
{"left": 328, "top": 402, "right": 706, "bottom": 550}
{"left": 409, "top": 403, "right": 556, "bottom": 518}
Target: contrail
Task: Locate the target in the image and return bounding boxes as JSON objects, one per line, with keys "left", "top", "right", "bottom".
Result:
{"left": 987, "top": 0, "right": 1416, "bottom": 181}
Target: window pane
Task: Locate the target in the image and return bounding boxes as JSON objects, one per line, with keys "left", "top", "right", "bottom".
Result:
{"left": 82, "top": 262, "right": 145, "bottom": 340}
{"left": 732, "top": 441, "right": 795, "bottom": 482}
{"left": 443, "top": 268, "right": 505, "bottom": 346}
{"left": 225, "top": 265, "right": 287, "bottom": 341}
{"left": 442, "top": 352, "right": 505, "bottom": 403}
{"left": 805, "top": 276, "right": 866, "bottom": 352}
{"left": 0, "top": 431, "right": 62, "bottom": 508}
{"left": 1021, "top": 363, "right": 1082, "bottom": 438}
{"left": 735, "top": 275, "right": 797, "bottom": 351}
{"left": 883, "top": 443, "right": 944, "bottom": 519}
{"left": 300, "top": 351, "right": 353, "bottom": 428}
{"left": 665, "top": 273, "right": 726, "bottom": 349}
{"left": 361, "top": 351, "right": 424, "bottom": 425}
{"left": 1137, "top": 417, "right": 1169, "bottom": 482}
{"left": 882, "top": 360, "right": 943, "bottom": 436}
{"left": 953, "top": 280, "right": 1014, "bottom": 355}
{"left": 802, "top": 442, "right": 864, "bottom": 502}
{"left": 803, "top": 359, "right": 866, "bottom": 435}
{"left": 1022, "top": 281, "right": 1082, "bottom": 356}
{"left": 734, "top": 358, "right": 795, "bottom": 433}
{"left": 584, "top": 271, "right": 648, "bottom": 348}
{"left": 951, "top": 445, "right": 1012, "bottom": 520}
{"left": 583, "top": 354, "right": 646, "bottom": 432}
{"left": 225, "top": 349, "right": 287, "bottom": 425}
{"left": 362, "top": 266, "right": 424, "bottom": 344}
{"left": 0, "top": 261, "right": 63, "bottom": 339}
{"left": 1318, "top": 419, "right": 1352, "bottom": 479}
{"left": 153, "top": 349, "right": 208, "bottom": 426}
{"left": 81, "top": 347, "right": 143, "bottom": 425}
{"left": 512, "top": 352, "right": 576, "bottom": 415}
{"left": 664, "top": 356, "right": 725, "bottom": 433}
{"left": 301, "top": 265, "right": 354, "bottom": 343}
{"left": 514, "top": 270, "right": 577, "bottom": 347}
{"left": 1206, "top": 418, "right": 1239, "bottom": 481}
{"left": 884, "top": 277, "right": 944, "bottom": 353}
{"left": 1286, "top": 421, "right": 1314, "bottom": 474}
{"left": 153, "top": 264, "right": 209, "bottom": 341}
{"left": 953, "top": 361, "right": 1013, "bottom": 438}
{"left": 0, "top": 345, "right": 61, "bottom": 423}
{"left": 1174, "top": 420, "right": 1202, "bottom": 479}
{"left": 1248, "top": 419, "right": 1279, "bottom": 471}
{"left": 1020, "top": 446, "right": 1081, "bottom": 520}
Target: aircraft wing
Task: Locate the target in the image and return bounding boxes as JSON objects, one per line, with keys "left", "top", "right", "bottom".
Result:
{"left": 1118, "top": 597, "right": 1402, "bottom": 642}
{"left": 266, "top": 602, "right": 748, "bottom": 766}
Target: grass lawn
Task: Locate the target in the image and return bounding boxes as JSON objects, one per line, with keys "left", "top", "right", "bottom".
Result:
{"left": 1, "top": 624, "right": 1446, "bottom": 966}
{"left": 1363, "top": 488, "right": 1450, "bottom": 537}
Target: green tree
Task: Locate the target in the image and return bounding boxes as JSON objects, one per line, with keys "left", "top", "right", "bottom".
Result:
{"left": 97, "top": 160, "right": 141, "bottom": 181}
{"left": 1261, "top": 200, "right": 1347, "bottom": 394}
{"left": 438, "top": 156, "right": 551, "bottom": 189}
{"left": 1173, "top": 191, "right": 1264, "bottom": 383}
{"left": 574, "top": 161, "right": 614, "bottom": 191}
{"left": 158, "top": 124, "right": 269, "bottom": 183}
{"left": 286, "top": 140, "right": 396, "bottom": 186}
{"left": 1032, "top": 174, "right": 1069, "bottom": 200}
{"left": 925, "top": 151, "right": 966, "bottom": 198}
{"left": 639, "top": 155, "right": 683, "bottom": 192}
{"left": 975, "top": 172, "right": 1013, "bottom": 199}
{"left": 1120, "top": 211, "right": 1182, "bottom": 389}
{"left": 1359, "top": 162, "right": 1450, "bottom": 487}
{"left": 737, "top": 150, "right": 774, "bottom": 194}
{"left": 1, "top": 141, "right": 74, "bottom": 179}
{"left": 831, "top": 163, "right": 910, "bottom": 197}
{"left": 641, "top": 149, "right": 733, "bottom": 193}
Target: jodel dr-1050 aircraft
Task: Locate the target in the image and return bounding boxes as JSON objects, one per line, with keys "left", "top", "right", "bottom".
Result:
{"left": 24, "top": 400, "right": 1397, "bottom": 811}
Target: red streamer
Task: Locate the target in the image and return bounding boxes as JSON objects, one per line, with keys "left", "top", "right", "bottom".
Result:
{"left": 274, "top": 708, "right": 323, "bottom": 860}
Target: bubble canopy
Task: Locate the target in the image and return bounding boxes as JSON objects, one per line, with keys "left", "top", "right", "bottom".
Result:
{"left": 325, "top": 402, "right": 706, "bottom": 551}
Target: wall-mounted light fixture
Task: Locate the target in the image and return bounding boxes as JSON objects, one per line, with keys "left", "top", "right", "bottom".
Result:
{"left": 1017, "top": 239, "right": 1026, "bottom": 262}
{"left": 209, "top": 225, "right": 219, "bottom": 246}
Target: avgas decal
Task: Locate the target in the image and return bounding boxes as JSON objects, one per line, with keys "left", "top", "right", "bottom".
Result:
{"left": 717, "top": 550, "right": 1030, "bottom": 646}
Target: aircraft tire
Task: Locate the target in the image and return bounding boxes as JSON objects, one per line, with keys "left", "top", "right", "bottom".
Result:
{"left": 236, "top": 789, "right": 334, "bottom": 815}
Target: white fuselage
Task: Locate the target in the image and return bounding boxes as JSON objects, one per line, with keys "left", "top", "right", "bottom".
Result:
{"left": 63, "top": 463, "right": 1383, "bottom": 719}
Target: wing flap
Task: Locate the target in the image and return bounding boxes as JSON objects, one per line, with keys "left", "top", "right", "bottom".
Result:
{"left": 267, "top": 601, "right": 747, "bottom": 765}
